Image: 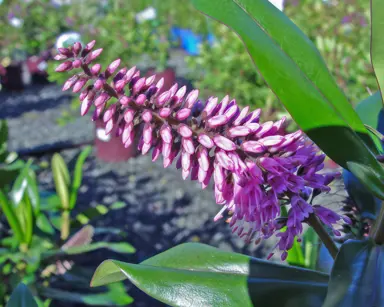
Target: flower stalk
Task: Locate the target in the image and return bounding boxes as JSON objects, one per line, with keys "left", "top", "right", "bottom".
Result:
{"left": 307, "top": 213, "right": 339, "bottom": 259}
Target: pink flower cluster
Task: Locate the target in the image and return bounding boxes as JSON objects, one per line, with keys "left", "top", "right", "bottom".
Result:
{"left": 55, "top": 41, "right": 350, "bottom": 260}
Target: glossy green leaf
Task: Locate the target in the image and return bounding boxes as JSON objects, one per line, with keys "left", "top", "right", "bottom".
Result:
{"left": 91, "top": 243, "right": 328, "bottom": 307}
{"left": 43, "top": 242, "right": 135, "bottom": 258}
{"left": 323, "top": 240, "right": 384, "bottom": 307}
{"left": 190, "top": 0, "right": 384, "bottom": 180}
{"left": 0, "top": 189, "right": 24, "bottom": 244}
{"left": 51, "top": 153, "right": 70, "bottom": 210}
{"left": 347, "top": 161, "right": 384, "bottom": 200}
{"left": 6, "top": 283, "right": 38, "bottom": 307}
{"left": 69, "top": 146, "right": 92, "bottom": 209}
{"left": 370, "top": 0, "right": 384, "bottom": 105}
{"left": 355, "top": 92, "right": 384, "bottom": 153}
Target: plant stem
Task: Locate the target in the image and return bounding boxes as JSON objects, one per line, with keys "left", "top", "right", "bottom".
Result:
{"left": 60, "top": 211, "right": 70, "bottom": 241}
{"left": 371, "top": 201, "right": 384, "bottom": 244}
{"left": 307, "top": 213, "right": 339, "bottom": 260}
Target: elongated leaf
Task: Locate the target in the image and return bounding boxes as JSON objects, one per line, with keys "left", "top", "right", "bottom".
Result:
{"left": 343, "top": 92, "right": 384, "bottom": 216}
{"left": 370, "top": 0, "right": 384, "bottom": 105}
{"left": 6, "top": 283, "right": 38, "bottom": 307}
{"left": 323, "top": 240, "right": 384, "bottom": 307}
{"left": 11, "top": 160, "right": 33, "bottom": 207}
{"left": 36, "top": 213, "right": 55, "bottom": 235}
{"left": 25, "top": 169, "right": 40, "bottom": 215}
{"left": 0, "top": 190, "right": 24, "bottom": 244}
{"left": 72, "top": 204, "right": 109, "bottom": 229}
{"left": 22, "top": 194, "right": 34, "bottom": 246}
{"left": 343, "top": 170, "right": 381, "bottom": 219}
{"left": 62, "top": 225, "right": 94, "bottom": 249}
{"left": 91, "top": 243, "right": 328, "bottom": 307}
{"left": 346, "top": 162, "right": 384, "bottom": 200}
{"left": 43, "top": 242, "right": 135, "bottom": 258}
{"left": 355, "top": 92, "right": 384, "bottom": 152}
{"left": 9, "top": 162, "right": 39, "bottom": 213}
{"left": 41, "top": 284, "right": 133, "bottom": 306}
{"left": 0, "top": 162, "right": 22, "bottom": 189}
{"left": 51, "top": 154, "right": 70, "bottom": 210}
{"left": 190, "top": 0, "right": 384, "bottom": 186}
{"left": 69, "top": 146, "right": 92, "bottom": 209}
{"left": 71, "top": 202, "right": 127, "bottom": 229}
{"left": 0, "top": 120, "right": 8, "bottom": 155}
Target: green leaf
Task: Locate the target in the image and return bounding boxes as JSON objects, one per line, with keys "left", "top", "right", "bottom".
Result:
{"left": 72, "top": 204, "right": 109, "bottom": 229}
{"left": 43, "top": 242, "right": 135, "bottom": 258}
{"left": 355, "top": 92, "right": 384, "bottom": 152}
{"left": 343, "top": 92, "right": 384, "bottom": 216}
{"left": 190, "top": 0, "right": 384, "bottom": 180}
{"left": 303, "top": 227, "right": 319, "bottom": 270}
{"left": 347, "top": 161, "right": 384, "bottom": 200}
{"left": 0, "top": 189, "right": 24, "bottom": 244}
{"left": 91, "top": 243, "right": 328, "bottom": 307}
{"left": 25, "top": 169, "right": 40, "bottom": 215}
{"left": 69, "top": 146, "right": 92, "bottom": 209}
{"left": 11, "top": 160, "right": 33, "bottom": 207}
{"left": 0, "top": 120, "right": 8, "bottom": 155}
{"left": 51, "top": 153, "right": 70, "bottom": 210}
{"left": 6, "top": 283, "right": 38, "bottom": 307}
{"left": 323, "top": 240, "right": 384, "bottom": 307}
{"left": 36, "top": 213, "right": 55, "bottom": 235}
{"left": 370, "top": 0, "right": 384, "bottom": 105}
{"left": 0, "top": 162, "right": 23, "bottom": 189}
{"left": 343, "top": 169, "right": 381, "bottom": 219}
{"left": 286, "top": 237, "right": 305, "bottom": 267}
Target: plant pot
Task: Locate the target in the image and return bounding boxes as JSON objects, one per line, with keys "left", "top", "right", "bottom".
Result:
{"left": 94, "top": 119, "right": 139, "bottom": 162}
{"left": 145, "top": 67, "right": 176, "bottom": 95}
{"left": 1, "top": 63, "right": 24, "bottom": 91}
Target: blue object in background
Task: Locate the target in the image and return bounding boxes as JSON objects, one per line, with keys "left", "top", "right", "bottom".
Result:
{"left": 171, "top": 27, "right": 215, "bottom": 56}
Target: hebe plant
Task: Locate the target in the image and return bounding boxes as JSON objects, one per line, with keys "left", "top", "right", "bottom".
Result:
{"left": 34, "top": 0, "right": 384, "bottom": 306}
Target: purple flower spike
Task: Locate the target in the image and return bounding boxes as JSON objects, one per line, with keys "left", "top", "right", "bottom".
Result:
{"left": 55, "top": 41, "right": 348, "bottom": 260}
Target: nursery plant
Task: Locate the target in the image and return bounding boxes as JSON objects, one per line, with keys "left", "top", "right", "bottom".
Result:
{"left": 0, "top": 145, "right": 134, "bottom": 306}
{"left": 48, "top": 0, "right": 384, "bottom": 306}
